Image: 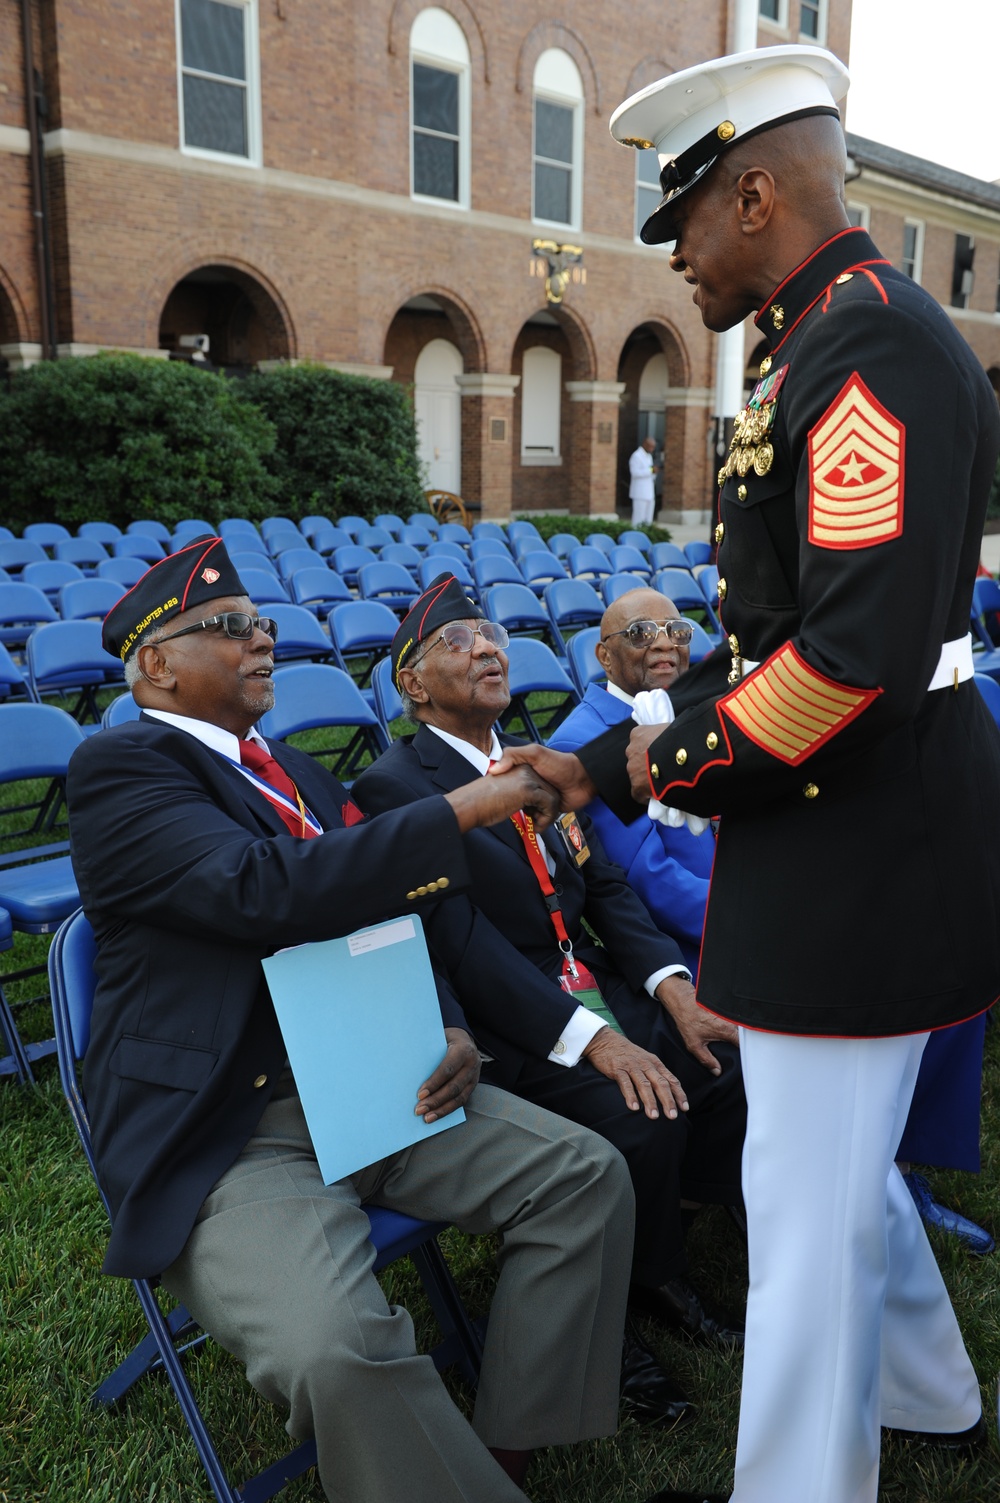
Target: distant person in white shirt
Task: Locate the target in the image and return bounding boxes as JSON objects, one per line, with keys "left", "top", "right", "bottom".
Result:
{"left": 628, "top": 436, "right": 659, "bottom": 525}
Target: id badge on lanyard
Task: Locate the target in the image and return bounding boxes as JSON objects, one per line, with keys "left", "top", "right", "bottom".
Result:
{"left": 558, "top": 952, "right": 623, "bottom": 1035}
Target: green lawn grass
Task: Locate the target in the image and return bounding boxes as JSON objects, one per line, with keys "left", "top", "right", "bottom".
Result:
{"left": 2, "top": 723, "right": 999, "bottom": 1501}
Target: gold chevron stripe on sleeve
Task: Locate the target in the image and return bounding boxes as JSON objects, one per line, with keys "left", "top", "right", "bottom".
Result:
{"left": 807, "top": 373, "right": 905, "bottom": 550}
{"left": 721, "top": 643, "right": 879, "bottom": 765}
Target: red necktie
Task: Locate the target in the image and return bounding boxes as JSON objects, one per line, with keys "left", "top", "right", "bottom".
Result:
{"left": 238, "top": 739, "right": 319, "bottom": 839}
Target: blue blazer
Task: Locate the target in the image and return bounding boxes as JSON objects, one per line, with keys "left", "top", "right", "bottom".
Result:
{"left": 549, "top": 685, "right": 713, "bottom": 977}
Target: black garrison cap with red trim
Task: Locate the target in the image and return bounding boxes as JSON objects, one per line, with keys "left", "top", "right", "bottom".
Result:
{"left": 391, "top": 572, "right": 484, "bottom": 687}
{"left": 102, "top": 535, "right": 247, "bottom": 661}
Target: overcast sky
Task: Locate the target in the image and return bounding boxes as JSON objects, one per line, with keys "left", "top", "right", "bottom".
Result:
{"left": 846, "top": 1, "right": 999, "bottom": 184}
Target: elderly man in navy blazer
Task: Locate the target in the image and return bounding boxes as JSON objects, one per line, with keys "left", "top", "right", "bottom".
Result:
{"left": 354, "top": 574, "right": 746, "bottom": 1440}
{"left": 66, "top": 536, "right": 653, "bottom": 1503}
{"left": 549, "top": 587, "right": 713, "bottom": 978}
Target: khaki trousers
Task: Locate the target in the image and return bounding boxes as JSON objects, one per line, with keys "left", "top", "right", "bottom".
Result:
{"left": 163, "top": 1077, "right": 634, "bottom": 1503}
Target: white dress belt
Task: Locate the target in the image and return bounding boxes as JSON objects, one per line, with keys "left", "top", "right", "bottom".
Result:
{"left": 740, "top": 634, "right": 974, "bottom": 691}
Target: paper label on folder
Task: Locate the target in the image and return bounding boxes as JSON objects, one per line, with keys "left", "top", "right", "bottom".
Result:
{"left": 262, "top": 914, "right": 464, "bottom": 1185}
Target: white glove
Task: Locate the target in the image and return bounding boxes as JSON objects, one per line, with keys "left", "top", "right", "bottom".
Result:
{"left": 632, "top": 690, "right": 712, "bottom": 837}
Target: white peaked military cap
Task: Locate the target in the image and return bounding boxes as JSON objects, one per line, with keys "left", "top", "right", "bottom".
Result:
{"left": 610, "top": 45, "right": 850, "bottom": 245}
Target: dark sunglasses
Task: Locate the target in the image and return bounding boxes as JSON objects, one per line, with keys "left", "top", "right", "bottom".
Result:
{"left": 602, "top": 618, "right": 694, "bottom": 649}
{"left": 156, "top": 611, "right": 279, "bottom": 646}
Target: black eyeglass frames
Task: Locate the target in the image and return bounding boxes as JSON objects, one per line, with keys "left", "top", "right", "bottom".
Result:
{"left": 156, "top": 611, "right": 279, "bottom": 646}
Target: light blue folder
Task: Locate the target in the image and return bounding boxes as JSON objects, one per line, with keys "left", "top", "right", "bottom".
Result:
{"left": 262, "top": 915, "right": 465, "bottom": 1184}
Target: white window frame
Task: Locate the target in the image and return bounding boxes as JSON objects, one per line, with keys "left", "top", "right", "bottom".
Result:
{"left": 635, "top": 148, "right": 666, "bottom": 245}
{"left": 798, "top": 0, "right": 828, "bottom": 44}
{"left": 531, "top": 50, "right": 583, "bottom": 232}
{"left": 176, "top": 0, "right": 261, "bottom": 167}
{"left": 410, "top": 8, "right": 471, "bottom": 210}
{"left": 520, "top": 346, "right": 563, "bottom": 463}
{"left": 846, "top": 201, "right": 870, "bottom": 231}
{"left": 758, "top": 0, "right": 789, "bottom": 31}
{"left": 900, "top": 218, "right": 925, "bottom": 284}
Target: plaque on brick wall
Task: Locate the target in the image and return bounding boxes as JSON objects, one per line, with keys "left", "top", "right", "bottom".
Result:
{"left": 489, "top": 418, "right": 508, "bottom": 443}
{"left": 597, "top": 422, "right": 613, "bottom": 444}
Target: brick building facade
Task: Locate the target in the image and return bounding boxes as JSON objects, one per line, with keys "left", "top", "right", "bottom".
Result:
{"left": 1, "top": 0, "right": 996, "bottom": 521}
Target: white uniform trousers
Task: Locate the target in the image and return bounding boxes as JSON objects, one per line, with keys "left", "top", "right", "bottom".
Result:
{"left": 732, "top": 1027, "right": 981, "bottom": 1503}
{"left": 630, "top": 492, "right": 655, "bottom": 526}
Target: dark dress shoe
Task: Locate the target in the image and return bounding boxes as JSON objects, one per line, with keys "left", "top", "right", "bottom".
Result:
{"left": 883, "top": 1414, "right": 985, "bottom": 1451}
{"left": 620, "top": 1318, "right": 696, "bottom": 1428}
{"left": 629, "top": 1277, "right": 744, "bottom": 1347}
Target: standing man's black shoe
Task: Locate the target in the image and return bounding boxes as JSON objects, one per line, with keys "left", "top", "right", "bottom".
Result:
{"left": 629, "top": 1277, "right": 744, "bottom": 1347}
{"left": 620, "top": 1318, "right": 696, "bottom": 1428}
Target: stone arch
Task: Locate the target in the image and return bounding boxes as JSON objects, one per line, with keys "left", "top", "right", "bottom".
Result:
{"left": 617, "top": 318, "right": 693, "bottom": 514}
{"left": 154, "top": 258, "right": 295, "bottom": 369}
{"left": 622, "top": 56, "right": 674, "bottom": 100}
{"left": 515, "top": 22, "right": 602, "bottom": 114}
{"left": 0, "top": 266, "right": 29, "bottom": 348}
{"left": 387, "top": 0, "right": 489, "bottom": 82}
{"left": 509, "top": 300, "right": 596, "bottom": 383}
{"left": 382, "top": 287, "right": 487, "bottom": 379}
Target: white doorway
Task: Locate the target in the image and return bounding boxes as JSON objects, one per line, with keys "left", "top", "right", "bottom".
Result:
{"left": 414, "top": 338, "right": 463, "bottom": 493}
{"left": 638, "top": 352, "right": 668, "bottom": 499}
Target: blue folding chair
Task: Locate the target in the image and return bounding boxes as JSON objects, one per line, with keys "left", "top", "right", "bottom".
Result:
{"left": 416, "top": 556, "right": 476, "bottom": 596}
{"left": 77, "top": 522, "right": 122, "bottom": 544}
{"left": 54, "top": 538, "right": 110, "bottom": 574}
{"left": 480, "top": 583, "right": 566, "bottom": 659}
{"left": 275, "top": 547, "right": 327, "bottom": 584}
{"left": 379, "top": 543, "right": 424, "bottom": 578}
{"left": 546, "top": 532, "right": 582, "bottom": 561}
{"left": 373, "top": 513, "right": 406, "bottom": 538}
{"left": 357, "top": 562, "right": 419, "bottom": 616}
{"left": 471, "top": 522, "right": 509, "bottom": 544}
{"left": 399, "top": 525, "right": 434, "bottom": 551}
{"left": 260, "top": 663, "right": 389, "bottom": 783}
{"left": 22, "top": 560, "right": 85, "bottom": 600}
{"left": 59, "top": 578, "right": 126, "bottom": 621}
{"left": 126, "top": 519, "right": 172, "bottom": 543}
{"left": 303, "top": 523, "right": 353, "bottom": 556}
{"left": 238, "top": 568, "right": 291, "bottom": 606}
{"left": 356, "top": 527, "right": 396, "bottom": 552}
{"left": 0, "top": 540, "right": 48, "bottom": 577}
{"left": 501, "top": 638, "right": 579, "bottom": 743}
{"left": 265, "top": 603, "right": 335, "bottom": 665}
{"left": 23, "top": 522, "right": 72, "bottom": 552}
{"left": 233, "top": 551, "right": 279, "bottom": 578}
{"left": 650, "top": 543, "right": 694, "bottom": 574}
{"left": 26, "top": 620, "right": 125, "bottom": 725}
{"left": 426, "top": 541, "right": 471, "bottom": 567}
{"left": 0, "top": 704, "right": 87, "bottom": 1072}
{"left": 974, "top": 672, "right": 1000, "bottom": 730}
{"left": 332, "top": 545, "right": 378, "bottom": 591}
{"left": 471, "top": 555, "right": 524, "bottom": 593}
{"left": 370, "top": 654, "right": 408, "bottom": 734}
{"left": 173, "top": 517, "right": 216, "bottom": 538}
{"left": 544, "top": 579, "right": 605, "bottom": 643}
{"left": 469, "top": 539, "right": 511, "bottom": 563}
{"left": 602, "top": 572, "right": 649, "bottom": 606}
{"left": 101, "top": 692, "right": 143, "bottom": 727}
{"left": 584, "top": 533, "right": 617, "bottom": 556}
{"left": 0, "top": 642, "right": 36, "bottom": 703}
{"left": 617, "top": 530, "right": 653, "bottom": 558}
{"left": 697, "top": 564, "right": 719, "bottom": 606}
{"left": 609, "top": 545, "right": 652, "bottom": 580}
{"left": 334, "top": 514, "right": 368, "bottom": 538}
{"left": 569, "top": 547, "right": 613, "bottom": 584}
{"left": 405, "top": 512, "right": 439, "bottom": 537}
{"left": 219, "top": 518, "right": 261, "bottom": 541}
{"left": 289, "top": 567, "right": 353, "bottom": 618}
{"left": 519, "top": 551, "right": 569, "bottom": 597}
{"left": 566, "top": 627, "right": 604, "bottom": 697}
{"left": 328, "top": 601, "right": 400, "bottom": 704}
{"left": 221, "top": 529, "right": 268, "bottom": 556}
{"left": 0, "top": 904, "right": 34, "bottom": 1082}
{"left": 50, "top": 907, "right": 483, "bottom": 1503}
{"left": 260, "top": 515, "right": 300, "bottom": 540}
{"left": 684, "top": 540, "right": 713, "bottom": 568}
{"left": 0, "top": 582, "right": 59, "bottom": 650}
{"left": 436, "top": 522, "right": 472, "bottom": 548}
{"left": 95, "top": 555, "right": 148, "bottom": 589}
{"left": 113, "top": 535, "right": 165, "bottom": 563}
{"left": 506, "top": 521, "right": 542, "bottom": 547}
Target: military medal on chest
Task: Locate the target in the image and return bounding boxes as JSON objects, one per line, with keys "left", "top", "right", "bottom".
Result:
{"left": 718, "top": 362, "right": 789, "bottom": 486}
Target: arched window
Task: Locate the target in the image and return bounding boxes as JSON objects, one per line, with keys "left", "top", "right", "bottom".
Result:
{"left": 532, "top": 49, "right": 583, "bottom": 230}
{"left": 410, "top": 8, "right": 471, "bottom": 207}
{"left": 521, "top": 346, "right": 562, "bottom": 461}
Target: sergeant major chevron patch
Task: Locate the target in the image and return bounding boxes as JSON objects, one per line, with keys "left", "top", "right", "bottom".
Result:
{"left": 721, "top": 643, "right": 879, "bottom": 765}
{"left": 807, "top": 373, "right": 904, "bottom": 550}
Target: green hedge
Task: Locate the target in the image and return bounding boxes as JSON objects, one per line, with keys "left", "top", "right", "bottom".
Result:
{"left": 241, "top": 364, "right": 425, "bottom": 522}
{"left": 0, "top": 356, "right": 425, "bottom": 533}
{"left": 0, "top": 354, "right": 279, "bottom": 533}
{"left": 516, "top": 513, "right": 673, "bottom": 545}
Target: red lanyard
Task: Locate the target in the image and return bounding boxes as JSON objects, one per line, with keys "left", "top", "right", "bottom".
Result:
{"left": 509, "top": 810, "right": 578, "bottom": 974}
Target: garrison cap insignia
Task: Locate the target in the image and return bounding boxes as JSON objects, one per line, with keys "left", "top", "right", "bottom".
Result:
{"left": 202, "top": 567, "right": 220, "bottom": 584}
{"left": 808, "top": 373, "right": 904, "bottom": 550}
{"left": 721, "top": 643, "right": 879, "bottom": 765}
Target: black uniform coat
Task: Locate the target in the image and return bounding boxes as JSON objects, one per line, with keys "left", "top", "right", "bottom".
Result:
{"left": 581, "top": 228, "right": 1000, "bottom": 1038}
{"left": 67, "top": 715, "right": 473, "bottom": 1279}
